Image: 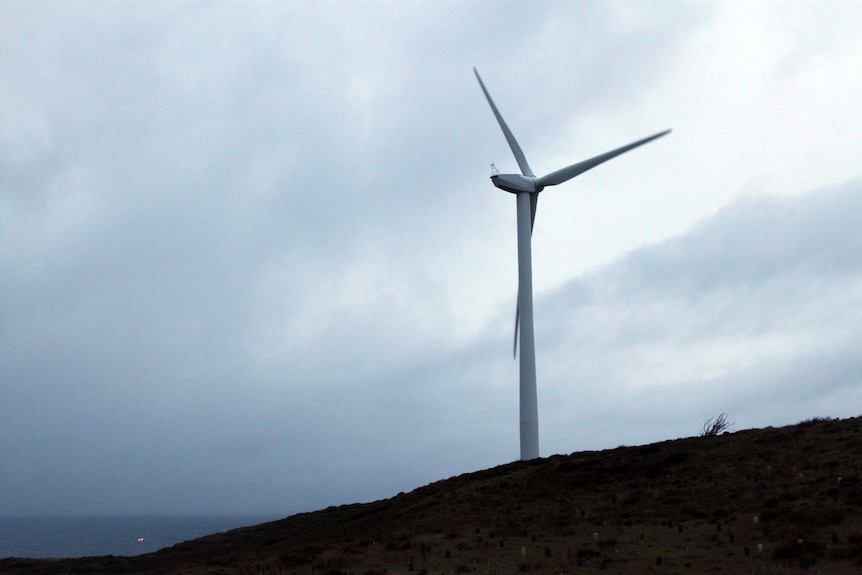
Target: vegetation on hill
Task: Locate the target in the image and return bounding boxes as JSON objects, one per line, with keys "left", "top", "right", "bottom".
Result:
{"left": 4, "top": 416, "right": 862, "bottom": 574}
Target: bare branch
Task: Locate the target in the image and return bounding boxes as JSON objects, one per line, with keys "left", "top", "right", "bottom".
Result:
{"left": 701, "top": 413, "right": 733, "bottom": 437}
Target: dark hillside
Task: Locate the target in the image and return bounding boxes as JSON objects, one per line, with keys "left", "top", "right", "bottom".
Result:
{"left": 4, "top": 416, "right": 862, "bottom": 574}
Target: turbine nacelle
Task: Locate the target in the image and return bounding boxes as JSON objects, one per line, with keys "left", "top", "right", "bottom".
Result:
{"left": 491, "top": 173, "right": 543, "bottom": 194}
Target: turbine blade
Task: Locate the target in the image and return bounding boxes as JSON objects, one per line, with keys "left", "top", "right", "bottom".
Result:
{"left": 512, "top": 194, "right": 538, "bottom": 359}
{"left": 530, "top": 193, "right": 538, "bottom": 232}
{"left": 513, "top": 296, "right": 520, "bottom": 359}
{"left": 536, "top": 129, "right": 671, "bottom": 188}
{"left": 474, "top": 68, "right": 535, "bottom": 177}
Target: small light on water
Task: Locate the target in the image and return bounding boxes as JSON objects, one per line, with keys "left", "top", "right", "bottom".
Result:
{"left": 137, "top": 537, "right": 144, "bottom": 543}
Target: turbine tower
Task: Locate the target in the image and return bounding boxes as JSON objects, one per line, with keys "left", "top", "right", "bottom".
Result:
{"left": 474, "top": 68, "right": 670, "bottom": 461}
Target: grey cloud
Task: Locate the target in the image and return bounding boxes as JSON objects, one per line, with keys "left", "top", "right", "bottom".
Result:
{"left": 535, "top": 181, "right": 862, "bottom": 454}
{"left": 3, "top": 2, "right": 862, "bottom": 518}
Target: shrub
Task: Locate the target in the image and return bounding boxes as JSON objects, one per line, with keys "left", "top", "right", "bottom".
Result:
{"left": 798, "top": 416, "right": 833, "bottom": 427}
{"left": 701, "top": 413, "right": 733, "bottom": 436}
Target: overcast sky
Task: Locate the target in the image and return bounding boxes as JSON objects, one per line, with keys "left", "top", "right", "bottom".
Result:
{"left": 3, "top": 2, "right": 862, "bottom": 518}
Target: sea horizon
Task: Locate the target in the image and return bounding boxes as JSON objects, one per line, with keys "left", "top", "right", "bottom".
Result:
{"left": 0, "top": 514, "right": 281, "bottom": 559}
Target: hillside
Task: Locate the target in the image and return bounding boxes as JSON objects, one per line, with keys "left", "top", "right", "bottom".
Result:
{"left": 4, "top": 416, "right": 862, "bottom": 574}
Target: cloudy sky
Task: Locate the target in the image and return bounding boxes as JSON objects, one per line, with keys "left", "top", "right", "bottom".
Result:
{"left": 3, "top": 1, "right": 862, "bottom": 518}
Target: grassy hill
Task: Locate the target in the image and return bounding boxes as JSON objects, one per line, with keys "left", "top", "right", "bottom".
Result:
{"left": 4, "top": 416, "right": 862, "bottom": 574}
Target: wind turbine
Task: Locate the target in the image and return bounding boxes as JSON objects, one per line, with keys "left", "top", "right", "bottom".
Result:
{"left": 474, "top": 68, "right": 670, "bottom": 461}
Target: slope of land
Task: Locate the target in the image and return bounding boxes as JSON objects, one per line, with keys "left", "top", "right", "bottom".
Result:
{"left": 4, "top": 416, "right": 862, "bottom": 574}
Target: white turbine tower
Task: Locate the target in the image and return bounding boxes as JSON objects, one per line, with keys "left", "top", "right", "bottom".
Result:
{"left": 474, "top": 68, "right": 670, "bottom": 461}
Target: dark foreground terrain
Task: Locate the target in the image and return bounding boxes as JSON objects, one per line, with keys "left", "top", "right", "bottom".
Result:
{"left": 5, "top": 416, "right": 862, "bottom": 574}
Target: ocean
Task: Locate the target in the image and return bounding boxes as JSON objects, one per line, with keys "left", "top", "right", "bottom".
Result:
{"left": 0, "top": 515, "right": 279, "bottom": 559}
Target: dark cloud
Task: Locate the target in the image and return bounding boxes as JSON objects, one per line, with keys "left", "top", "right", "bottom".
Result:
{"left": 2, "top": 3, "right": 862, "bottom": 517}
